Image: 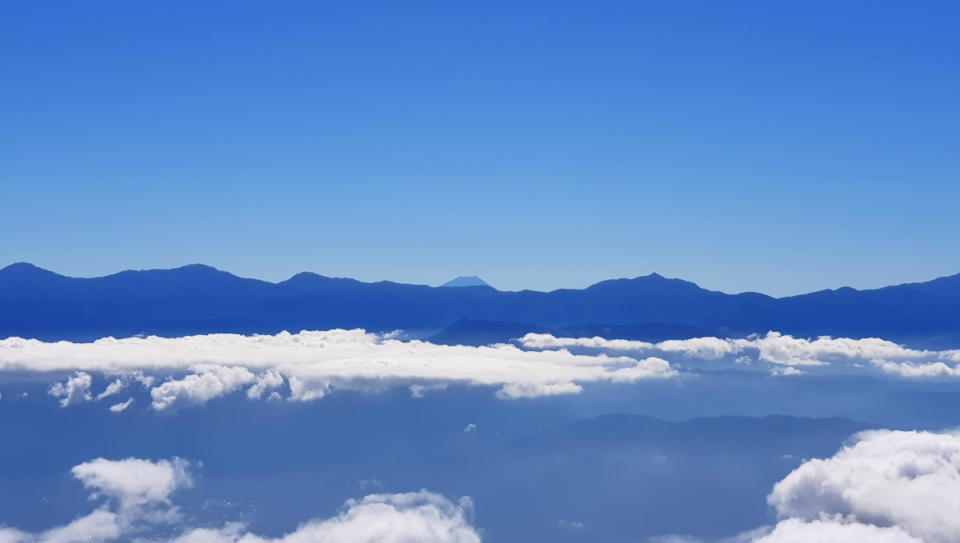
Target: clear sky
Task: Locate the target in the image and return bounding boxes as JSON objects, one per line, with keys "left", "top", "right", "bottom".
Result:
{"left": 2, "top": 1, "right": 957, "bottom": 295}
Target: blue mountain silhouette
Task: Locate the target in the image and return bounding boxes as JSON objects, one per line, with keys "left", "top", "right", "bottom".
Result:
{"left": 1, "top": 262, "right": 958, "bottom": 345}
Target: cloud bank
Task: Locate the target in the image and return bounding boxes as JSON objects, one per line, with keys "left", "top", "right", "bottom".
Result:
{"left": 0, "top": 458, "right": 480, "bottom": 543}
{"left": 520, "top": 331, "right": 960, "bottom": 375}
{"left": 0, "top": 329, "right": 676, "bottom": 410}
{"left": 6, "top": 329, "right": 960, "bottom": 411}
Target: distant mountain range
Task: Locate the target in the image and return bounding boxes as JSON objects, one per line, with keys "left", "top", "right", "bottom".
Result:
{"left": 1, "top": 262, "right": 959, "bottom": 346}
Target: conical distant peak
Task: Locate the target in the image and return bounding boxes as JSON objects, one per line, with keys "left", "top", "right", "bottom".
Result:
{"left": 441, "top": 276, "right": 492, "bottom": 288}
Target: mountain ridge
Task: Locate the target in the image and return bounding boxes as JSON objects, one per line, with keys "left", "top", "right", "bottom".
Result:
{"left": 1, "top": 263, "right": 958, "bottom": 345}
{"left": 5, "top": 262, "right": 958, "bottom": 297}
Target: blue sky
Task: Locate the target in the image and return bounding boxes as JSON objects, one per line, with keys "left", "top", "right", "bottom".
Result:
{"left": 2, "top": 0, "right": 957, "bottom": 295}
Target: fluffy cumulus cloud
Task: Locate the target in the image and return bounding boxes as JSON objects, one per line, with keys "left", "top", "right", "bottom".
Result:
{"left": 871, "top": 359, "right": 960, "bottom": 378}
{"left": 72, "top": 457, "right": 193, "bottom": 514}
{"left": 768, "top": 429, "right": 960, "bottom": 543}
{"left": 168, "top": 491, "right": 480, "bottom": 543}
{"left": 48, "top": 371, "right": 93, "bottom": 407}
{"left": 0, "top": 329, "right": 678, "bottom": 410}
{"left": 0, "top": 458, "right": 480, "bottom": 543}
{"left": 520, "top": 331, "right": 960, "bottom": 374}
{"left": 0, "top": 457, "right": 193, "bottom": 543}
{"left": 9, "top": 509, "right": 123, "bottom": 543}
{"left": 246, "top": 370, "right": 285, "bottom": 400}
{"left": 753, "top": 519, "right": 920, "bottom": 543}
{"left": 150, "top": 365, "right": 256, "bottom": 411}
{"left": 654, "top": 521, "right": 919, "bottom": 543}
{"left": 650, "top": 429, "right": 960, "bottom": 543}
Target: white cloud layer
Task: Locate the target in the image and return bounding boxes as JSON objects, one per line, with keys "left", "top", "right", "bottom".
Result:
{"left": 520, "top": 331, "right": 960, "bottom": 374}
{"left": 0, "top": 458, "right": 480, "bottom": 543}
{"left": 0, "top": 329, "right": 678, "bottom": 410}
{"left": 753, "top": 518, "right": 921, "bottom": 543}
{"left": 9, "top": 329, "right": 960, "bottom": 411}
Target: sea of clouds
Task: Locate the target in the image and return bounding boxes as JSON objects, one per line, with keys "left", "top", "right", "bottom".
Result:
{"left": 2, "top": 329, "right": 960, "bottom": 412}
{"left": 4, "top": 328, "right": 960, "bottom": 542}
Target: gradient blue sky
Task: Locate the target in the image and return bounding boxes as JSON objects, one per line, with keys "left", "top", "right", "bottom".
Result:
{"left": 2, "top": 1, "right": 957, "bottom": 295}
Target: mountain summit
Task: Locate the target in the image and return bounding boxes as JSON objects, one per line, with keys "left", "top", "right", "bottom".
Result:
{"left": 441, "top": 276, "right": 493, "bottom": 288}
